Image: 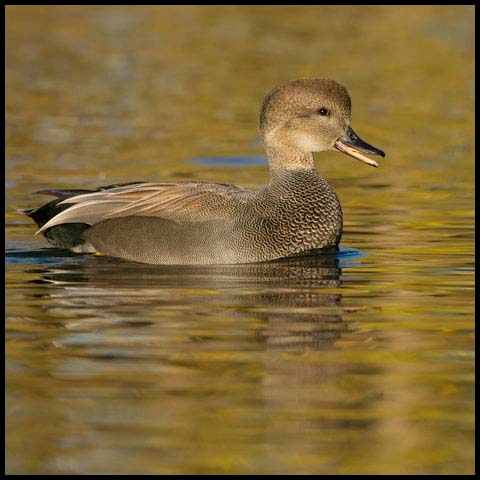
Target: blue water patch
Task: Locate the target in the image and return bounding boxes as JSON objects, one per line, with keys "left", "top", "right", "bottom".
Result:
{"left": 190, "top": 156, "right": 267, "bottom": 166}
{"left": 5, "top": 244, "right": 83, "bottom": 266}
{"left": 336, "top": 246, "right": 366, "bottom": 267}
{"left": 6, "top": 240, "right": 366, "bottom": 268}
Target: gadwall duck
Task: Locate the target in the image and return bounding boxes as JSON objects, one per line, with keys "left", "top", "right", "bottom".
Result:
{"left": 24, "top": 78, "right": 385, "bottom": 265}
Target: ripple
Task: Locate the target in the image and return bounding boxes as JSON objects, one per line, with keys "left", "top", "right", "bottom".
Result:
{"left": 190, "top": 156, "right": 267, "bottom": 166}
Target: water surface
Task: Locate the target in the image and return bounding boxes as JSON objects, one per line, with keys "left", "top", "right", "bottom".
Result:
{"left": 5, "top": 5, "right": 474, "bottom": 475}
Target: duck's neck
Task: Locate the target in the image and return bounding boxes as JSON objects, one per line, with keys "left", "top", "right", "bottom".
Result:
{"left": 266, "top": 146, "right": 318, "bottom": 179}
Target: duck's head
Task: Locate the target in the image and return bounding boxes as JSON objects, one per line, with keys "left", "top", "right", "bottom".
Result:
{"left": 260, "top": 78, "right": 385, "bottom": 168}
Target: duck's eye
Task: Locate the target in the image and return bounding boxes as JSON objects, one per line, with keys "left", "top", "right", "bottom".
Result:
{"left": 318, "top": 107, "right": 330, "bottom": 116}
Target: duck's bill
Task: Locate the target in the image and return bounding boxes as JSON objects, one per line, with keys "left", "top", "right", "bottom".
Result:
{"left": 334, "top": 126, "right": 385, "bottom": 168}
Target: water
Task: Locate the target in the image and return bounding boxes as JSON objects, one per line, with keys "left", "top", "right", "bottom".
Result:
{"left": 5, "top": 5, "right": 474, "bottom": 474}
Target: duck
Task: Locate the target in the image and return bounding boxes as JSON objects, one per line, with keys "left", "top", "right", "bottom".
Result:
{"left": 24, "top": 78, "right": 385, "bottom": 265}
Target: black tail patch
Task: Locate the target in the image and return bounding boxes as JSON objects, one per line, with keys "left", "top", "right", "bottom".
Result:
{"left": 21, "top": 181, "right": 146, "bottom": 251}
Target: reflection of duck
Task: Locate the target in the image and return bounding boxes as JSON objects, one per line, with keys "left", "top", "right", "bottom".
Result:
{"left": 24, "top": 79, "right": 384, "bottom": 265}
{"left": 27, "top": 253, "right": 347, "bottom": 351}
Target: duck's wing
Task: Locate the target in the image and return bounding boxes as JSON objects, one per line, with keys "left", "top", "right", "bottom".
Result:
{"left": 35, "top": 181, "right": 254, "bottom": 234}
